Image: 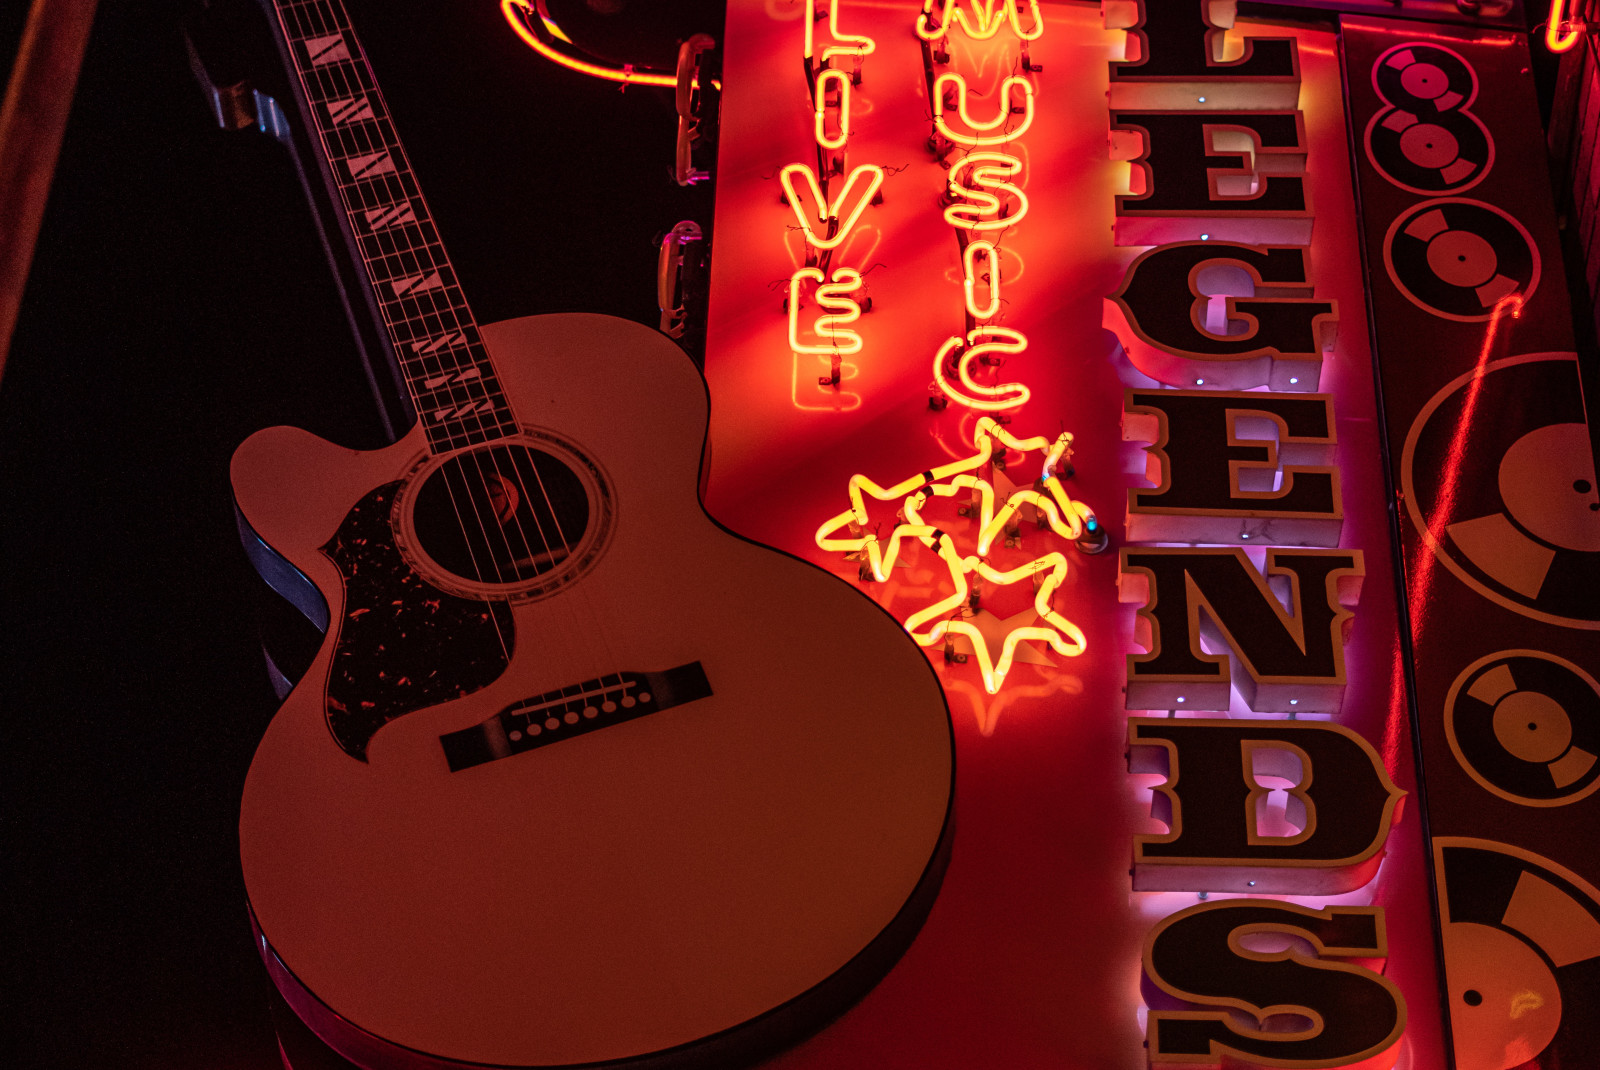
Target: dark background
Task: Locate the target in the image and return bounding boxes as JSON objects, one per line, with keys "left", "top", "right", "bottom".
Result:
{"left": 1, "top": 3, "right": 717, "bottom": 1065}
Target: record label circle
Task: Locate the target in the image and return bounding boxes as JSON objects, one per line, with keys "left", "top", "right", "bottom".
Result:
{"left": 1365, "top": 43, "right": 1493, "bottom": 195}
{"left": 1401, "top": 353, "right": 1600, "bottom": 628}
{"left": 1434, "top": 839, "right": 1600, "bottom": 1070}
{"left": 1445, "top": 650, "right": 1600, "bottom": 806}
{"left": 1383, "top": 199, "right": 1538, "bottom": 321}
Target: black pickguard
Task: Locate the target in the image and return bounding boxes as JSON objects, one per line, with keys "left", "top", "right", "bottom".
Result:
{"left": 321, "top": 482, "right": 514, "bottom": 760}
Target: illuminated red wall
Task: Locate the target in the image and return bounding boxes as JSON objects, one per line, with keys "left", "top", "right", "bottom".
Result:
{"left": 703, "top": 3, "right": 1448, "bottom": 1067}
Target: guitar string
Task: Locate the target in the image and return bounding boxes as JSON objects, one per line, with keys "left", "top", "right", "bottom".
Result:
{"left": 283, "top": 2, "right": 515, "bottom": 665}
{"left": 290, "top": 0, "right": 624, "bottom": 692}
{"left": 314, "top": 34, "right": 530, "bottom": 607}
{"left": 318, "top": 18, "right": 628, "bottom": 697}
{"left": 303, "top": 1, "right": 611, "bottom": 691}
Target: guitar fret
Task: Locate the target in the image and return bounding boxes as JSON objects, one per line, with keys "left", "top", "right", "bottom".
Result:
{"left": 367, "top": 255, "right": 449, "bottom": 295}
{"left": 386, "top": 306, "right": 471, "bottom": 342}
{"left": 324, "top": 119, "right": 393, "bottom": 159}
{"left": 389, "top": 270, "right": 444, "bottom": 298}
{"left": 341, "top": 172, "right": 418, "bottom": 213}
{"left": 421, "top": 367, "right": 482, "bottom": 389}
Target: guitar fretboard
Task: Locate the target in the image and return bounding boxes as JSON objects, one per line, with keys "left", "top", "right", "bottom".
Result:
{"left": 271, "top": 0, "right": 519, "bottom": 453}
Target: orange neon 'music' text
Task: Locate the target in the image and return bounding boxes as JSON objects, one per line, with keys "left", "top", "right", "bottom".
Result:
{"left": 933, "top": 74, "right": 1035, "bottom": 147}
{"left": 963, "top": 240, "right": 1002, "bottom": 320}
{"left": 944, "top": 153, "right": 1029, "bottom": 231}
{"left": 915, "top": 0, "right": 1044, "bottom": 42}
{"left": 932, "top": 327, "right": 1031, "bottom": 411}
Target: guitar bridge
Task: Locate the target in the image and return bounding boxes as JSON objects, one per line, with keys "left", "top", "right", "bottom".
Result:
{"left": 439, "top": 662, "right": 712, "bottom": 772}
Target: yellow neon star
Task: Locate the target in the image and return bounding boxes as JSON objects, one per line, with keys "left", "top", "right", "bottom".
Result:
{"left": 816, "top": 418, "right": 1096, "bottom": 693}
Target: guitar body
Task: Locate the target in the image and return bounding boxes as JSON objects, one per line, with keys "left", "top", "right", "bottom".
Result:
{"left": 234, "top": 313, "right": 954, "bottom": 1069}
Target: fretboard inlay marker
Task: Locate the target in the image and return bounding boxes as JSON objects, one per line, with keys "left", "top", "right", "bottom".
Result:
{"left": 390, "top": 271, "right": 444, "bottom": 297}
{"left": 325, "top": 95, "right": 374, "bottom": 125}
{"left": 344, "top": 150, "right": 397, "bottom": 181}
{"left": 304, "top": 32, "right": 350, "bottom": 65}
{"left": 412, "top": 331, "right": 469, "bottom": 354}
{"left": 363, "top": 203, "right": 416, "bottom": 230}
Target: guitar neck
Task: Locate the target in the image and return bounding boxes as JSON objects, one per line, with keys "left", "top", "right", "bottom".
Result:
{"left": 269, "top": 0, "right": 518, "bottom": 452}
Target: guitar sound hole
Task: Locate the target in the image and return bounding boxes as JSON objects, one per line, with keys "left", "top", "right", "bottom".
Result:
{"left": 410, "top": 444, "right": 593, "bottom": 588}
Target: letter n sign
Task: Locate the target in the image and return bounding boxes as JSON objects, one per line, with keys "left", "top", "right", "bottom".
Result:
{"left": 1119, "top": 547, "right": 1363, "bottom": 713}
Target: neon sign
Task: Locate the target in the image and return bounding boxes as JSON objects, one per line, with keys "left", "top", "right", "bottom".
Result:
{"left": 931, "top": 73, "right": 1035, "bottom": 146}
{"left": 915, "top": 0, "right": 1043, "bottom": 43}
{"left": 1545, "top": 0, "right": 1585, "bottom": 52}
{"left": 815, "top": 417, "right": 1091, "bottom": 693}
{"left": 704, "top": 2, "right": 1456, "bottom": 1066}
{"left": 942, "top": 151, "right": 1029, "bottom": 231}
{"left": 961, "top": 239, "right": 1001, "bottom": 320}
{"left": 804, "top": 0, "right": 876, "bottom": 65}
{"left": 779, "top": 163, "right": 885, "bottom": 251}
{"left": 813, "top": 67, "right": 852, "bottom": 150}
{"left": 929, "top": 328, "right": 1031, "bottom": 411}
{"left": 787, "top": 267, "right": 865, "bottom": 355}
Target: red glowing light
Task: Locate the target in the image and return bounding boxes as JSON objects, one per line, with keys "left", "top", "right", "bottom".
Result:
{"left": 933, "top": 73, "right": 1036, "bottom": 147}
{"left": 501, "top": 0, "right": 721, "bottom": 89}
{"left": 944, "top": 152, "right": 1030, "bottom": 231}
{"left": 1406, "top": 294, "right": 1524, "bottom": 632}
{"left": 780, "top": 163, "right": 886, "bottom": 250}
{"left": 916, "top": 0, "right": 1044, "bottom": 43}
{"left": 1547, "top": 0, "right": 1584, "bottom": 53}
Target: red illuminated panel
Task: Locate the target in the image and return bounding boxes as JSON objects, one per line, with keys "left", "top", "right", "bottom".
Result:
{"left": 704, "top": 4, "right": 1445, "bottom": 1068}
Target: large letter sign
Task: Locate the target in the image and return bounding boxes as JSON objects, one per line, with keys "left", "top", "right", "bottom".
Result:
{"left": 1144, "top": 901, "right": 1406, "bottom": 1069}
{"left": 1129, "top": 718, "right": 1406, "bottom": 893}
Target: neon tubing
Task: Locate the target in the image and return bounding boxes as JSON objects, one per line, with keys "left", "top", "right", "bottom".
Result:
{"left": 933, "top": 328, "right": 1031, "bottom": 410}
{"left": 804, "top": 0, "right": 875, "bottom": 64}
{"left": 933, "top": 74, "right": 1035, "bottom": 147}
{"left": 815, "top": 419, "right": 1080, "bottom": 575}
{"left": 814, "top": 419, "right": 1094, "bottom": 691}
{"left": 501, "top": 0, "right": 721, "bottom": 89}
{"left": 780, "top": 163, "right": 886, "bottom": 250}
{"left": 1547, "top": 0, "right": 1584, "bottom": 52}
{"left": 963, "top": 240, "right": 1002, "bottom": 320}
{"left": 788, "top": 267, "right": 865, "bottom": 355}
{"left": 945, "top": 152, "right": 1029, "bottom": 231}
{"left": 814, "top": 68, "right": 852, "bottom": 150}
{"left": 916, "top": 0, "right": 1044, "bottom": 42}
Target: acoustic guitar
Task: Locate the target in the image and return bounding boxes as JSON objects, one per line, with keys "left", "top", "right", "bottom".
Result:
{"left": 232, "top": 2, "right": 955, "bottom": 1067}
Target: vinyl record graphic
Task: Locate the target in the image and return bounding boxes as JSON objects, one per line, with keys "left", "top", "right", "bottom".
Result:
{"left": 1402, "top": 353, "right": 1600, "bottom": 627}
{"left": 1445, "top": 651, "right": 1600, "bottom": 806}
{"left": 1365, "top": 43, "right": 1493, "bottom": 194}
{"left": 1434, "top": 838, "right": 1600, "bottom": 1070}
{"left": 1383, "top": 199, "right": 1538, "bottom": 321}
